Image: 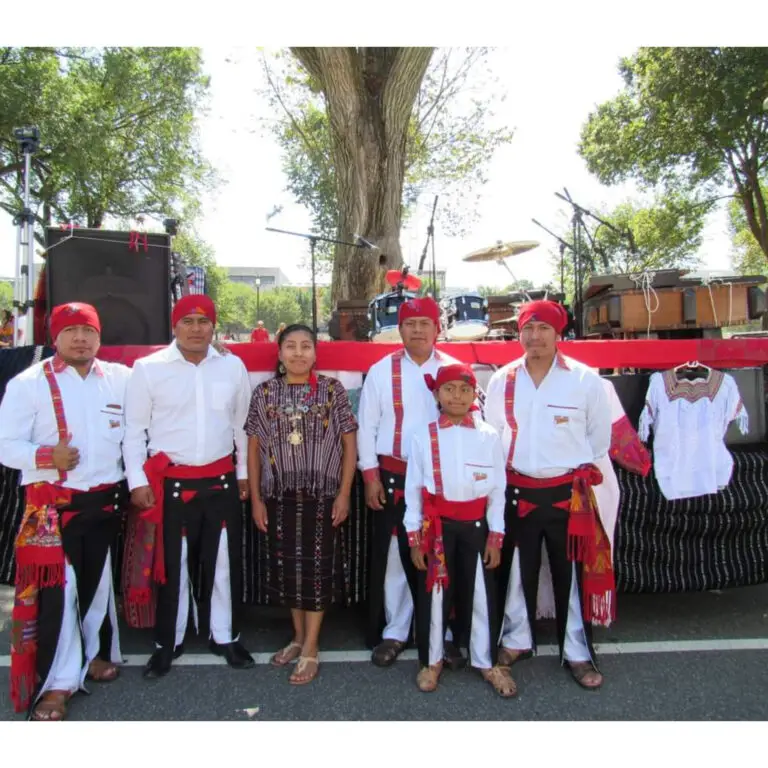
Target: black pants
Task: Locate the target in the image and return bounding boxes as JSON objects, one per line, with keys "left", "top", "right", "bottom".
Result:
{"left": 365, "top": 468, "right": 419, "bottom": 648}
{"left": 35, "top": 484, "right": 126, "bottom": 708}
{"left": 154, "top": 472, "right": 242, "bottom": 650}
{"left": 415, "top": 517, "right": 499, "bottom": 668}
{"left": 498, "top": 480, "right": 597, "bottom": 666}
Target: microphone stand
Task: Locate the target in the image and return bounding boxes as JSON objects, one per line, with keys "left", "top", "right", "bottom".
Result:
{"left": 417, "top": 195, "right": 439, "bottom": 300}
{"left": 531, "top": 217, "right": 574, "bottom": 302}
{"left": 265, "top": 227, "right": 363, "bottom": 334}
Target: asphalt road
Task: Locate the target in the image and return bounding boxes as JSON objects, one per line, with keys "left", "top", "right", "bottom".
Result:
{"left": 1, "top": 583, "right": 767, "bottom": 720}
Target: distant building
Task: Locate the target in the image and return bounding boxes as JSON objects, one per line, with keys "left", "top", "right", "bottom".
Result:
{"left": 227, "top": 267, "right": 291, "bottom": 290}
{"left": 414, "top": 269, "right": 447, "bottom": 293}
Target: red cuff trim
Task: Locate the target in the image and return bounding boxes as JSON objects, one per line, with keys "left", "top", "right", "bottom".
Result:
{"left": 35, "top": 446, "right": 56, "bottom": 470}
{"left": 407, "top": 531, "right": 421, "bottom": 547}
{"left": 487, "top": 531, "right": 504, "bottom": 549}
{"left": 362, "top": 468, "right": 381, "bottom": 484}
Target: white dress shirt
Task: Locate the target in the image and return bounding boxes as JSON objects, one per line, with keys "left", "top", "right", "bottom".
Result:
{"left": 123, "top": 341, "right": 251, "bottom": 490}
{"left": 0, "top": 357, "right": 131, "bottom": 490}
{"left": 485, "top": 354, "right": 610, "bottom": 479}
{"left": 357, "top": 349, "right": 464, "bottom": 471}
{"left": 404, "top": 418, "right": 506, "bottom": 536}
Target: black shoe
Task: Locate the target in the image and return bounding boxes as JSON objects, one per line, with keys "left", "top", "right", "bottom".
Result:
{"left": 208, "top": 639, "right": 255, "bottom": 669}
{"left": 443, "top": 641, "right": 467, "bottom": 671}
{"left": 143, "top": 648, "right": 173, "bottom": 679}
{"left": 173, "top": 643, "right": 185, "bottom": 660}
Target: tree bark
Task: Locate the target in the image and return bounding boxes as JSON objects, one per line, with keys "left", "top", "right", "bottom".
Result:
{"left": 291, "top": 47, "right": 434, "bottom": 303}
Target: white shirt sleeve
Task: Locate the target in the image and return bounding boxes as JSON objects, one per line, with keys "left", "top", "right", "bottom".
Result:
{"left": 232, "top": 359, "right": 251, "bottom": 481}
{"left": 638, "top": 373, "right": 658, "bottom": 442}
{"left": 484, "top": 368, "right": 506, "bottom": 436}
{"left": 356, "top": 366, "right": 382, "bottom": 472}
{"left": 403, "top": 433, "right": 425, "bottom": 535}
{"left": 0, "top": 375, "right": 41, "bottom": 471}
{"left": 486, "top": 431, "right": 506, "bottom": 535}
{"left": 585, "top": 372, "right": 611, "bottom": 461}
{"left": 723, "top": 373, "right": 749, "bottom": 435}
{"left": 123, "top": 363, "right": 152, "bottom": 490}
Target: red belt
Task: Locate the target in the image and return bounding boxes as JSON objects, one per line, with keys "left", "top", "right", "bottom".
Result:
{"left": 142, "top": 453, "right": 235, "bottom": 584}
{"left": 378, "top": 455, "right": 407, "bottom": 476}
{"left": 421, "top": 490, "right": 487, "bottom": 592}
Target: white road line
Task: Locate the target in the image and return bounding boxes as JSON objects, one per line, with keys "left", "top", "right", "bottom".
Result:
{"left": 0, "top": 638, "right": 767, "bottom": 668}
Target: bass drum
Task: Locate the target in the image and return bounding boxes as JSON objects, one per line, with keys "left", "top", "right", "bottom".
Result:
{"left": 441, "top": 293, "right": 489, "bottom": 341}
{"left": 368, "top": 291, "right": 416, "bottom": 343}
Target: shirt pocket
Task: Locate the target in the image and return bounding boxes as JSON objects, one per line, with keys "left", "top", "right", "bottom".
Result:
{"left": 101, "top": 406, "right": 125, "bottom": 443}
{"left": 546, "top": 402, "right": 585, "bottom": 431}
{"left": 211, "top": 381, "right": 234, "bottom": 411}
{"left": 464, "top": 463, "right": 493, "bottom": 497}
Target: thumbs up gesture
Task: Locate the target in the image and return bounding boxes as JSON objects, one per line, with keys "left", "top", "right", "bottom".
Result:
{"left": 52, "top": 433, "right": 80, "bottom": 472}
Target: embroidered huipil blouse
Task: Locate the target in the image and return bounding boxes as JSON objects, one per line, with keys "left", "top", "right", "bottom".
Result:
{"left": 638, "top": 369, "right": 749, "bottom": 501}
{"left": 245, "top": 374, "right": 358, "bottom": 499}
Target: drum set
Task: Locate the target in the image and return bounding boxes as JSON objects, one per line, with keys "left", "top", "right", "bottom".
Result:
{"left": 367, "top": 240, "right": 554, "bottom": 343}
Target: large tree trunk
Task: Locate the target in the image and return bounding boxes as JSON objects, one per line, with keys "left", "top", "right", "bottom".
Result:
{"left": 291, "top": 47, "right": 433, "bottom": 302}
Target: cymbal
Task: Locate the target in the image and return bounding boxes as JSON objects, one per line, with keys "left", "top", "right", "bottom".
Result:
{"left": 492, "top": 316, "right": 518, "bottom": 325}
{"left": 462, "top": 240, "right": 540, "bottom": 263}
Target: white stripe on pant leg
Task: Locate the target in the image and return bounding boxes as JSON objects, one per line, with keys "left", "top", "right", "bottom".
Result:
{"left": 81, "top": 551, "right": 114, "bottom": 666}
{"left": 174, "top": 537, "right": 191, "bottom": 648}
{"left": 210, "top": 528, "right": 233, "bottom": 645}
{"left": 382, "top": 535, "right": 413, "bottom": 642}
{"left": 468, "top": 555, "right": 492, "bottom": 670}
{"left": 500, "top": 549, "right": 533, "bottom": 650}
{"left": 428, "top": 585, "right": 444, "bottom": 667}
{"left": 105, "top": 552, "right": 123, "bottom": 664}
{"left": 563, "top": 562, "right": 591, "bottom": 663}
{"left": 45, "top": 563, "right": 82, "bottom": 694}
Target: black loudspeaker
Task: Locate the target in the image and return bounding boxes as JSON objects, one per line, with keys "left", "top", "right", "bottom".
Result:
{"left": 607, "top": 295, "right": 622, "bottom": 326}
{"left": 682, "top": 288, "right": 697, "bottom": 324}
{"left": 747, "top": 286, "right": 767, "bottom": 320}
{"left": 45, "top": 227, "right": 172, "bottom": 346}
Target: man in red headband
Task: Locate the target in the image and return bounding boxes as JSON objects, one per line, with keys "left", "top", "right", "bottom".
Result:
{"left": 404, "top": 364, "right": 516, "bottom": 697}
{"left": 358, "top": 296, "right": 475, "bottom": 668}
{"left": 123, "top": 294, "right": 255, "bottom": 678}
{"left": 485, "top": 300, "right": 612, "bottom": 691}
{"left": 0, "top": 303, "right": 131, "bottom": 720}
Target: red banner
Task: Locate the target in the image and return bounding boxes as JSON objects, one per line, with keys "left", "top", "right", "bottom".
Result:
{"left": 98, "top": 339, "right": 768, "bottom": 372}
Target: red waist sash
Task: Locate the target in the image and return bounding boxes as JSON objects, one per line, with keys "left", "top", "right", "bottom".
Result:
{"left": 421, "top": 489, "right": 487, "bottom": 592}
{"left": 142, "top": 453, "right": 235, "bottom": 584}
{"left": 378, "top": 455, "right": 407, "bottom": 476}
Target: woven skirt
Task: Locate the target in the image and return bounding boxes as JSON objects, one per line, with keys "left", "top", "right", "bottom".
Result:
{"left": 265, "top": 492, "right": 346, "bottom": 611}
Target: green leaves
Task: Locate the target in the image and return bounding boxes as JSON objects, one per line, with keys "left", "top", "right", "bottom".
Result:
{"left": 0, "top": 47, "right": 211, "bottom": 236}
{"left": 579, "top": 47, "right": 768, "bottom": 265}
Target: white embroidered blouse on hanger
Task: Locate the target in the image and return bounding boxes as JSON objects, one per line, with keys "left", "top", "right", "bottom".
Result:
{"left": 638, "top": 369, "right": 748, "bottom": 501}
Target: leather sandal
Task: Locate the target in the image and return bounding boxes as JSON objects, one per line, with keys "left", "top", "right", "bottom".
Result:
{"left": 271, "top": 641, "right": 302, "bottom": 667}
{"left": 416, "top": 663, "right": 443, "bottom": 693}
{"left": 31, "top": 690, "right": 71, "bottom": 721}
{"left": 497, "top": 647, "right": 533, "bottom": 667}
{"left": 568, "top": 661, "right": 604, "bottom": 690}
{"left": 371, "top": 639, "right": 407, "bottom": 667}
{"left": 481, "top": 665, "right": 518, "bottom": 698}
{"left": 289, "top": 656, "right": 319, "bottom": 685}
{"left": 87, "top": 658, "right": 120, "bottom": 683}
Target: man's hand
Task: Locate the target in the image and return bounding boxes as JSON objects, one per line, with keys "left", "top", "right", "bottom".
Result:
{"left": 237, "top": 479, "right": 249, "bottom": 501}
{"left": 411, "top": 546, "right": 428, "bottom": 571}
{"left": 251, "top": 497, "right": 268, "bottom": 533}
{"left": 131, "top": 485, "right": 155, "bottom": 510}
{"left": 483, "top": 543, "right": 501, "bottom": 570}
{"left": 332, "top": 493, "right": 350, "bottom": 527}
{"left": 364, "top": 477, "right": 387, "bottom": 511}
{"left": 52, "top": 433, "right": 80, "bottom": 472}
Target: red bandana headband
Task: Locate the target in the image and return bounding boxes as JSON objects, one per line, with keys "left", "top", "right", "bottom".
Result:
{"left": 517, "top": 300, "right": 568, "bottom": 334}
{"left": 172, "top": 294, "right": 217, "bottom": 327}
{"left": 398, "top": 296, "right": 440, "bottom": 328}
{"left": 424, "top": 363, "right": 477, "bottom": 392}
{"left": 49, "top": 302, "right": 101, "bottom": 341}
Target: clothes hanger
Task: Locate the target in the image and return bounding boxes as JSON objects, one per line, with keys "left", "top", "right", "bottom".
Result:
{"left": 672, "top": 360, "right": 711, "bottom": 381}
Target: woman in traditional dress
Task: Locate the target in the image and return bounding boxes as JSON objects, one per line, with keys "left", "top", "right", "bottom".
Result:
{"left": 0, "top": 310, "right": 14, "bottom": 348}
{"left": 245, "top": 324, "right": 358, "bottom": 685}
